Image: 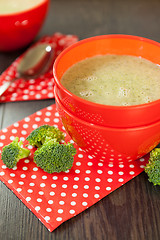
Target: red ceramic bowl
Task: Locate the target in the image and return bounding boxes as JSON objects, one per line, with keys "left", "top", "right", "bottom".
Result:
{"left": 55, "top": 89, "right": 160, "bottom": 163}
{"left": 0, "top": 0, "right": 49, "bottom": 51}
{"left": 53, "top": 35, "right": 160, "bottom": 128}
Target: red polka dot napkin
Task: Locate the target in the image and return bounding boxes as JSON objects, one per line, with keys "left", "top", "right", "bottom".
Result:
{"left": 0, "top": 104, "right": 148, "bottom": 232}
{"left": 0, "top": 33, "right": 78, "bottom": 103}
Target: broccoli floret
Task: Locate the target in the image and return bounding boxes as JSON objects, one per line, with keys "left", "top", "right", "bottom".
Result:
{"left": 1, "top": 137, "right": 30, "bottom": 169}
{"left": 26, "top": 124, "right": 65, "bottom": 148}
{"left": 144, "top": 148, "right": 160, "bottom": 186}
{"left": 33, "top": 139, "right": 76, "bottom": 173}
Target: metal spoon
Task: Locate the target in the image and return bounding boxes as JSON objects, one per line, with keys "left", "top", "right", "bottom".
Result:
{"left": 0, "top": 43, "right": 54, "bottom": 96}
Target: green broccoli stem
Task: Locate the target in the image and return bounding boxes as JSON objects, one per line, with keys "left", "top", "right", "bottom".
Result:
{"left": 18, "top": 148, "right": 30, "bottom": 159}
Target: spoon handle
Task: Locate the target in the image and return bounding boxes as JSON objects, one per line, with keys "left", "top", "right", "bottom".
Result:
{"left": 0, "top": 78, "right": 17, "bottom": 97}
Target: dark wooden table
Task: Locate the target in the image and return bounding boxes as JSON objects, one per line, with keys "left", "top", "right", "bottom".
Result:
{"left": 0, "top": 0, "right": 160, "bottom": 239}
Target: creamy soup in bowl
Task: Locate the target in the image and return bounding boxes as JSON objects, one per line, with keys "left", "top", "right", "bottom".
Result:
{"left": 61, "top": 54, "right": 160, "bottom": 106}
{"left": 0, "top": 0, "right": 45, "bottom": 14}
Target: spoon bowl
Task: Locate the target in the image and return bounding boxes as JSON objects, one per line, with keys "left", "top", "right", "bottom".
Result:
{"left": 0, "top": 43, "right": 54, "bottom": 96}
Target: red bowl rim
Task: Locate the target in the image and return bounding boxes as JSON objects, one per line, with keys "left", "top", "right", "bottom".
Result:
{"left": 54, "top": 88, "right": 160, "bottom": 131}
{"left": 0, "top": 0, "right": 49, "bottom": 16}
{"left": 53, "top": 34, "right": 160, "bottom": 111}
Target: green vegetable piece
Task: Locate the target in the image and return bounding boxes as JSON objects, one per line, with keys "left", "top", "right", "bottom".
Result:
{"left": 144, "top": 148, "right": 160, "bottom": 186}
{"left": 26, "top": 124, "right": 65, "bottom": 148}
{"left": 34, "top": 139, "right": 76, "bottom": 173}
{"left": 1, "top": 137, "right": 30, "bottom": 169}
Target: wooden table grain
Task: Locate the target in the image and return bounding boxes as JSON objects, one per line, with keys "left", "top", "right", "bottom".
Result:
{"left": 0, "top": 0, "right": 160, "bottom": 239}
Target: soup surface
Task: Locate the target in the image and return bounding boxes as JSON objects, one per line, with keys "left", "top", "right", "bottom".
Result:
{"left": 61, "top": 55, "right": 160, "bottom": 106}
{"left": 0, "top": 0, "right": 44, "bottom": 14}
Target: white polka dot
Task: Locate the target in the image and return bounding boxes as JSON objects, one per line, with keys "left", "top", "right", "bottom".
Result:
{"left": 72, "top": 193, "right": 77, "bottom": 197}
{"left": 13, "top": 122, "right": 19, "bottom": 127}
{"left": 52, "top": 176, "right": 58, "bottom": 180}
{"left": 87, "top": 162, "right": 93, "bottom": 166}
{"left": 84, "top": 185, "right": 89, "bottom": 189}
{"left": 24, "top": 159, "right": 30, "bottom": 163}
{"left": 95, "top": 178, "right": 101, "bottom": 182}
{"left": 45, "top": 216, "right": 50, "bottom": 222}
{"left": 10, "top": 173, "right": 15, "bottom": 177}
{"left": 119, "top": 164, "right": 124, "bottom": 168}
{"left": 97, "top": 170, "right": 103, "bottom": 174}
{"left": 129, "top": 171, "right": 135, "bottom": 175}
{"left": 118, "top": 178, "right": 124, "bottom": 182}
{"left": 39, "top": 191, "right": 44, "bottom": 195}
{"left": 2, "top": 165, "right": 7, "bottom": 169}
{"left": 62, "top": 184, "right": 67, "bottom": 188}
{"left": 22, "top": 167, "right": 28, "bottom": 171}
{"left": 37, "top": 198, "right": 42, "bottom": 202}
{"left": 73, "top": 185, "right": 78, "bottom": 189}
{"left": 118, "top": 171, "right": 124, "bottom": 175}
{"left": 49, "top": 191, "right": 55, "bottom": 196}
{"left": 36, "top": 111, "right": 42, "bottom": 116}
{"left": 17, "top": 188, "right": 22, "bottom": 192}
{"left": 82, "top": 202, "right": 88, "bottom": 206}
{"left": 140, "top": 158, "right": 145, "bottom": 162}
{"left": 26, "top": 197, "right": 31, "bottom": 202}
{"left": 140, "top": 165, "right": 145, "bottom": 168}
{"left": 59, "top": 201, "right": 65, "bottom": 205}
{"left": 40, "top": 183, "right": 45, "bottom": 187}
{"left": 33, "top": 167, "right": 38, "bottom": 171}
{"left": 94, "top": 194, "right": 100, "bottom": 198}
{"left": 61, "top": 192, "right": 66, "bottom": 197}
{"left": 56, "top": 217, "right": 62, "bottom": 221}
{"left": 63, "top": 177, "right": 69, "bottom": 181}
{"left": 48, "top": 200, "right": 53, "bottom": 204}
{"left": 21, "top": 130, "right": 27, "bottom": 135}
{"left": 35, "top": 206, "right": 40, "bottom": 211}
{"left": 83, "top": 193, "right": 88, "bottom": 198}
{"left": 23, "top": 124, "right": 29, "bottom": 129}
{"left": 108, "top": 170, "right": 113, "bottom": 175}
{"left": 8, "top": 180, "right": 13, "bottom": 184}
{"left": 12, "top": 129, "right": 17, "bottom": 134}
{"left": 107, "top": 178, "right": 113, "bottom": 182}
{"left": 22, "top": 95, "right": 29, "bottom": 100}
{"left": 129, "top": 164, "right": 135, "bottom": 168}
{"left": 74, "top": 177, "right": 79, "bottom": 181}
{"left": 86, "top": 170, "right": 91, "bottom": 174}
{"left": 24, "top": 117, "right": 30, "bottom": 122}
{"left": 51, "top": 183, "right": 56, "bottom": 188}
{"left": 27, "top": 189, "right": 33, "bottom": 193}
{"left": 58, "top": 209, "right": 63, "bottom": 214}
{"left": 46, "top": 208, "right": 52, "bottom": 212}
{"left": 108, "top": 164, "right": 113, "bottom": 167}
{"left": 12, "top": 166, "right": 17, "bottom": 170}
{"left": 48, "top": 93, "right": 54, "bottom": 98}
{"left": 42, "top": 175, "right": 47, "bottom": 180}
{"left": 2, "top": 128, "right": 8, "bottom": 133}
{"left": 75, "top": 169, "right": 80, "bottom": 174}
{"left": 95, "top": 186, "right": 100, "bottom": 190}
{"left": 69, "top": 210, "right": 75, "bottom": 214}
{"left": 29, "top": 183, "right": 35, "bottom": 186}
{"left": 20, "top": 174, "right": 26, "bottom": 178}
{"left": 31, "top": 175, "right": 37, "bottom": 179}
{"left": 35, "top": 117, "right": 41, "bottom": 122}
{"left": 106, "top": 187, "right": 111, "bottom": 191}
{"left": 32, "top": 124, "right": 38, "bottom": 129}
{"left": 84, "top": 176, "right": 91, "bottom": 182}
{"left": 71, "top": 201, "right": 76, "bottom": 206}
{"left": 76, "top": 162, "right": 81, "bottom": 166}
